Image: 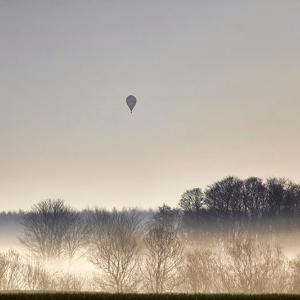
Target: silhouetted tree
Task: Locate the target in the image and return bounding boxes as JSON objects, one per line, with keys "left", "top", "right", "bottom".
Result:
{"left": 242, "top": 177, "right": 266, "bottom": 218}
{"left": 282, "top": 182, "right": 300, "bottom": 217}
{"left": 265, "top": 178, "right": 287, "bottom": 217}
{"left": 205, "top": 176, "right": 244, "bottom": 217}
{"left": 179, "top": 188, "right": 205, "bottom": 212}
{"left": 178, "top": 188, "right": 214, "bottom": 243}
{"left": 154, "top": 204, "right": 180, "bottom": 228}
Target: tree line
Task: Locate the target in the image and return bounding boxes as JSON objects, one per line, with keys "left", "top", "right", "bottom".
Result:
{"left": 180, "top": 176, "right": 300, "bottom": 218}
{"left": 178, "top": 176, "right": 300, "bottom": 242}
{"left": 0, "top": 176, "right": 300, "bottom": 293}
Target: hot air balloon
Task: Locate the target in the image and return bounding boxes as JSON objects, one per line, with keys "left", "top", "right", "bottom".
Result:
{"left": 126, "top": 95, "right": 137, "bottom": 113}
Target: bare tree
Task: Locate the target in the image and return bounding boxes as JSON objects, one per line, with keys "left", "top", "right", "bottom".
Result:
{"left": 290, "top": 255, "right": 300, "bottom": 293}
{"left": 88, "top": 210, "right": 142, "bottom": 292}
{"left": 0, "top": 252, "right": 8, "bottom": 289}
{"left": 22, "top": 260, "right": 54, "bottom": 291}
{"left": 53, "top": 272, "right": 85, "bottom": 291}
{"left": 183, "top": 248, "right": 218, "bottom": 293}
{"left": 143, "top": 220, "right": 183, "bottom": 293}
{"left": 0, "top": 250, "right": 23, "bottom": 291}
{"left": 63, "top": 211, "right": 89, "bottom": 263}
{"left": 217, "top": 235, "right": 289, "bottom": 293}
{"left": 20, "top": 199, "right": 85, "bottom": 261}
{"left": 0, "top": 251, "right": 85, "bottom": 292}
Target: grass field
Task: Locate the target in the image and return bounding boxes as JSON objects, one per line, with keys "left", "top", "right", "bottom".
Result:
{"left": 0, "top": 294, "right": 299, "bottom": 300}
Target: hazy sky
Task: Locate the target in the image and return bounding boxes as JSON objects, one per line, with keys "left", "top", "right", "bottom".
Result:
{"left": 1, "top": 0, "right": 300, "bottom": 211}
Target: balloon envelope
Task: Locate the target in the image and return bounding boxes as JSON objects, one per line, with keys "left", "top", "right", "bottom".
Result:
{"left": 126, "top": 95, "right": 137, "bottom": 113}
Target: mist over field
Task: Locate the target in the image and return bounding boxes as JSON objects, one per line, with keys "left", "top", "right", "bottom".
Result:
{"left": 1, "top": 0, "right": 300, "bottom": 297}
{"left": 0, "top": 176, "right": 300, "bottom": 293}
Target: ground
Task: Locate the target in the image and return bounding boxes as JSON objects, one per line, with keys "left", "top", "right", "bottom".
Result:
{"left": 0, "top": 294, "right": 299, "bottom": 300}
